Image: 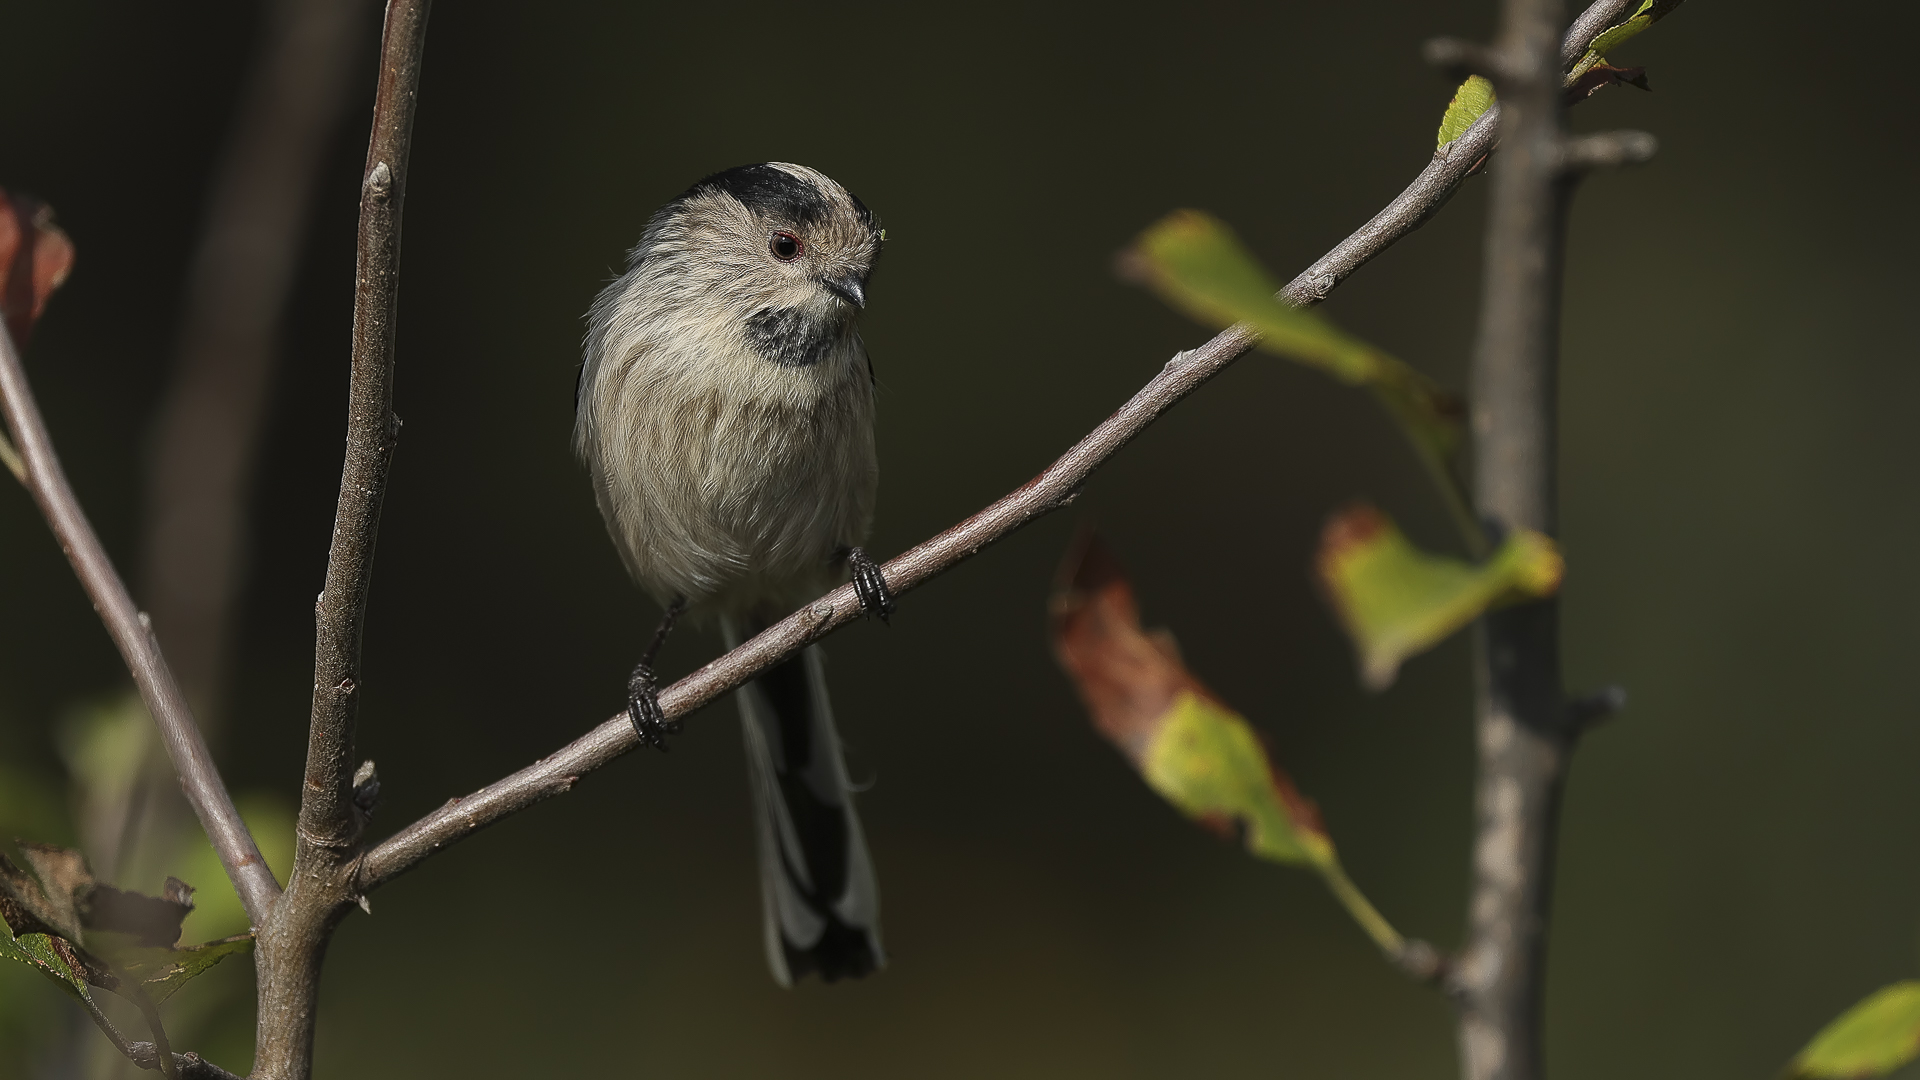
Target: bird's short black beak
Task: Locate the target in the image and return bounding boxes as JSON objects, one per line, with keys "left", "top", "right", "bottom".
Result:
{"left": 825, "top": 276, "right": 866, "bottom": 309}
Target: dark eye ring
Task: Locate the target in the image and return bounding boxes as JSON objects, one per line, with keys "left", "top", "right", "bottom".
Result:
{"left": 770, "top": 231, "right": 803, "bottom": 261}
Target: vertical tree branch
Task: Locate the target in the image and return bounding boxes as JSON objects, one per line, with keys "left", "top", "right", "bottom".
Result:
{"left": 1446, "top": 2, "right": 1579, "bottom": 1079}
{"left": 0, "top": 322, "right": 280, "bottom": 925}
{"left": 142, "top": 0, "right": 372, "bottom": 725}
{"left": 299, "top": 0, "right": 427, "bottom": 861}
{"left": 252, "top": 4, "right": 429, "bottom": 1077}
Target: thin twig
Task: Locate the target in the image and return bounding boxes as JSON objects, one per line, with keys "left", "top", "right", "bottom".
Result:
{"left": 0, "top": 322, "right": 279, "bottom": 925}
{"left": 127, "top": 1044, "right": 248, "bottom": 1080}
{"left": 128, "top": 985, "right": 178, "bottom": 1080}
{"left": 254, "top": 4, "right": 431, "bottom": 1078}
{"left": 355, "top": 0, "right": 1635, "bottom": 893}
{"left": 1561, "top": 0, "right": 1635, "bottom": 67}
{"left": 299, "top": 0, "right": 429, "bottom": 861}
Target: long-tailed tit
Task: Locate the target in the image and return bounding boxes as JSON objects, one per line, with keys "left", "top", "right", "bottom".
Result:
{"left": 575, "top": 163, "right": 891, "bottom": 985}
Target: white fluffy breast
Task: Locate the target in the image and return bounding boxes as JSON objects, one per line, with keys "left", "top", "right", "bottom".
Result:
{"left": 575, "top": 270, "right": 878, "bottom": 620}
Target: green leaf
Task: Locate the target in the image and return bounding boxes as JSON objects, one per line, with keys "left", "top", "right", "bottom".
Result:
{"left": 0, "top": 928, "right": 95, "bottom": 1006}
{"left": 1437, "top": 75, "right": 1495, "bottom": 148}
{"left": 0, "top": 927, "right": 137, "bottom": 1060}
{"left": 1316, "top": 504, "right": 1563, "bottom": 689}
{"left": 1791, "top": 982, "right": 1920, "bottom": 1079}
{"left": 1124, "top": 209, "right": 1407, "bottom": 388}
{"left": 91, "top": 932, "right": 254, "bottom": 1005}
{"left": 1120, "top": 210, "right": 1476, "bottom": 548}
{"left": 1568, "top": 0, "right": 1685, "bottom": 85}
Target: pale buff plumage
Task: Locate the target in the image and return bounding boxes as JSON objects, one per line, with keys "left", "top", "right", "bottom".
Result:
{"left": 573, "top": 162, "right": 887, "bottom": 986}
{"left": 575, "top": 163, "right": 879, "bottom": 621}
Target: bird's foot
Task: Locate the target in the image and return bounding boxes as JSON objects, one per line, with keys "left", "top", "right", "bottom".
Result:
{"left": 845, "top": 547, "right": 896, "bottom": 623}
{"left": 626, "top": 662, "right": 679, "bottom": 750}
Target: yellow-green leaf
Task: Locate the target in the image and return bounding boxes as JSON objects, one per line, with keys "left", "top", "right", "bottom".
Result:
{"left": 1317, "top": 504, "right": 1563, "bottom": 690}
{"left": 1791, "top": 982, "right": 1920, "bottom": 1079}
{"left": 1437, "top": 76, "right": 1495, "bottom": 148}
{"left": 1121, "top": 210, "right": 1475, "bottom": 547}
{"left": 1568, "top": 0, "right": 1685, "bottom": 85}
{"left": 1125, "top": 209, "right": 1401, "bottom": 388}
{"left": 1140, "top": 692, "right": 1333, "bottom": 867}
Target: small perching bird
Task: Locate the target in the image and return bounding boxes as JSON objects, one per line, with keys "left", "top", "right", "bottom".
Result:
{"left": 574, "top": 163, "right": 891, "bottom": 985}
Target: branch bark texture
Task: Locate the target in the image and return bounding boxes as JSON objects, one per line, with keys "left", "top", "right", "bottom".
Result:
{"left": 1444, "top": 1, "right": 1587, "bottom": 1078}
{"left": 253, "top": 3, "right": 430, "bottom": 1078}
{"left": 299, "top": 0, "right": 426, "bottom": 864}
{"left": 0, "top": 323, "right": 279, "bottom": 923}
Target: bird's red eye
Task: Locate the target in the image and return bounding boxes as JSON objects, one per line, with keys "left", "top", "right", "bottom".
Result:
{"left": 770, "top": 231, "right": 803, "bottom": 261}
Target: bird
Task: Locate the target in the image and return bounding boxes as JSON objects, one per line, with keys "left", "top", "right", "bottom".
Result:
{"left": 573, "top": 162, "right": 891, "bottom": 986}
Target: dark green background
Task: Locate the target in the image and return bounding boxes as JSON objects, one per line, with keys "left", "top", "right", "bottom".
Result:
{"left": 4, "top": 1, "right": 1918, "bottom": 1076}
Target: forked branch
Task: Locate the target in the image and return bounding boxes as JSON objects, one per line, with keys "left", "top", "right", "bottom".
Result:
{"left": 299, "top": 0, "right": 431, "bottom": 860}
{"left": 252, "top": 4, "right": 432, "bottom": 1078}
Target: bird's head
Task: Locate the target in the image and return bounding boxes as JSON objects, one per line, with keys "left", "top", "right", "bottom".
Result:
{"left": 648, "top": 163, "right": 880, "bottom": 367}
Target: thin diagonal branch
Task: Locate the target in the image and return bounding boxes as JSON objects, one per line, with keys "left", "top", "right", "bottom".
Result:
{"left": 1562, "top": 0, "right": 1635, "bottom": 66}
{"left": 355, "top": 0, "right": 1633, "bottom": 893}
{"left": 0, "top": 324, "right": 279, "bottom": 924}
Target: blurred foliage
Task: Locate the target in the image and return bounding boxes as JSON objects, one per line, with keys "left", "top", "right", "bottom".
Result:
{"left": 1315, "top": 503, "right": 1562, "bottom": 690}
{"left": 1790, "top": 983, "right": 1920, "bottom": 1080}
{"left": 0, "top": 188, "right": 77, "bottom": 480}
{"left": 1119, "top": 207, "right": 1479, "bottom": 550}
{"left": 0, "top": 693, "right": 291, "bottom": 1075}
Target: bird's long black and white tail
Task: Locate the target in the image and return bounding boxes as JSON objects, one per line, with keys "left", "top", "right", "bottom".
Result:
{"left": 724, "top": 621, "right": 884, "bottom": 986}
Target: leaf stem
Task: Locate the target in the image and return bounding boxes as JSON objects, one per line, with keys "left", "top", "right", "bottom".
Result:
{"left": 1318, "top": 859, "right": 1406, "bottom": 958}
{"left": 1414, "top": 442, "right": 1490, "bottom": 558}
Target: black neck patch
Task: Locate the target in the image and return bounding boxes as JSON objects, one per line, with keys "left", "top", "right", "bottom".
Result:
{"left": 684, "top": 164, "right": 833, "bottom": 228}
{"left": 745, "top": 306, "right": 842, "bottom": 369}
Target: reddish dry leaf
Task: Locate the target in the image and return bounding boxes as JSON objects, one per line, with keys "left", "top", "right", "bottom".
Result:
{"left": 0, "top": 189, "right": 77, "bottom": 346}
{"left": 1049, "top": 531, "right": 1332, "bottom": 863}
{"left": 1049, "top": 530, "right": 1213, "bottom": 762}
